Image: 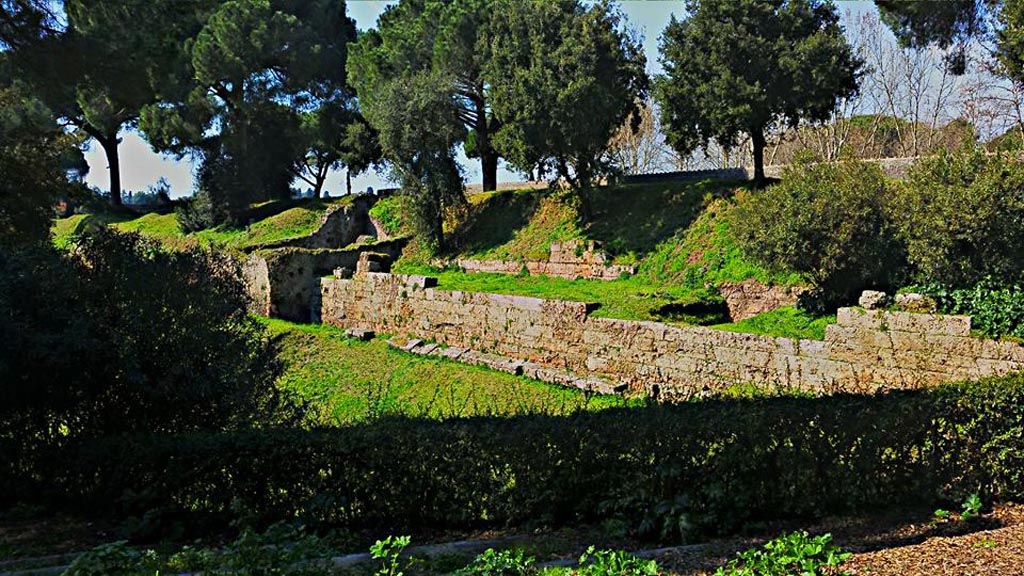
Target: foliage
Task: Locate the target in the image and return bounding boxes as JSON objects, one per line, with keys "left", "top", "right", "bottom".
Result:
{"left": 876, "top": 0, "right": 997, "bottom": 74}
{"left": 141, "top": 0, "right": 360, "bottom": 220}
{"left": 62, "top": 541, "right": 157, "bottom": 576}
{"left": 0, "top": 80, "right": 88, "bottom": 248}
{"left": 714, "top": 531, "right": 851, "bottom": 576}
{"left": 913, "top": 279, "right": 1024, "bottom": 340}
{"left": 456, "top": 548, "right": 536, "bottom": 576}
{"left": 24, "top": 375, "right": 1024, "bottom": 539}
{"left": 371, "top": 535, "right": 411, "bottom": 576}
{"left": 962, "top": 493, "right": 984, "bottom": 521}
{"left": 892, "top": 149, "right": 1024, "bottom": 287}
{"left": 0, "top": 230, "right": 295, "bottom": 509}
{"left": 732, "top": 157, "right": 903, "bottom": 305}
{"left": 175, "top": 189, "right": 222, "bottom": 233}
{"left": 655, "top": 0, "right": 862, "bottom": 183}
{"left": 576, "top": 547, "right": 657, "bottom": 576}
{"left": 486, "top": 0, "right": 648, "bottom": 189}
{"left": 348, "top": 0, "right": 503, "bottom": 191}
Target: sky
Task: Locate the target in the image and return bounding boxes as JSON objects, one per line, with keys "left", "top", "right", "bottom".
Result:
{"left": 83, "top": 0, "right": 881, "bottom": 199}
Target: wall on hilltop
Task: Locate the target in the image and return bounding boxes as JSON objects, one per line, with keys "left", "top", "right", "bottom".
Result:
{"left": 320, "top": 272, "right": 1024, "bottom": 397}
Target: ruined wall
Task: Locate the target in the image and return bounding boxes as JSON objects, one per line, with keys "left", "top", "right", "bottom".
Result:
{"left": 321, "top": 272, "right": 1024, "bottom": 397}
{"left": 454, "top": 240, "right": 636, "bottom": 281}
{"left": 718, "top": 280, "right": 807, "bottom": 321}
{"left": 254, "top": 195, "right": 378, "bottom": 252}
{"left": 244, "top": 239, "right": 405, "bottom": 321}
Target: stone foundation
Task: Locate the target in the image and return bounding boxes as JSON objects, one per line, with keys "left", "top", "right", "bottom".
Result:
{"left": 454, "top": 240, "right": 636, "bottom": 281}
{"left": 320, "top": 273, "right": 1024, "bottom": 397}
{"left": 718, "top": 279, "right": 807, "bottom": 321}
{"left": 243, "top": 239, "right": 405, "bottom": 322}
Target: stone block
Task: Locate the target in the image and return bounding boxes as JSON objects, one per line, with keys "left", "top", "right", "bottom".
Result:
{"left": 344, "top": 328, "right": 374, "bottom": 341}
{"left": 894, "top": 292, "right": 938, "bottom": 313}
{"left": 858, "top": 290, "right": 890, "bottom": 310}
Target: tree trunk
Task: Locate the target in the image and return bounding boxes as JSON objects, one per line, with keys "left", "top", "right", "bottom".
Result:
{"left": 99, "top": 133, "right": 122, "bottom": 207}
{"left": 475, "top": 99, "right": 498, "bottom": 192}
{"left": 346, "top": 169, "right": 352, "bottom": 196}
{"left": 481, "top": 150, "right": 498, "bottom": 192}
{"left": 751, "top": 127, "right": 767, "bottom": 188}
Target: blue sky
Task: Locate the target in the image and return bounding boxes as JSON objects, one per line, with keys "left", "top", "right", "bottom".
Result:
{"left": 84, "top": 0, "right": 880, "bottom": 198}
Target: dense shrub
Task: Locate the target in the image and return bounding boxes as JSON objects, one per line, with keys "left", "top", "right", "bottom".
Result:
{"left": 0, "top": 230, "right": 295, "bottom": 504}
{"left": 30, "top": 376, "right": 1024, "bottom": 541}
{"left": 731, "top": 157, "right": 904, "bottom": 305}
{"left": 892, "top": 150, "right": 1024, "bottom": 287}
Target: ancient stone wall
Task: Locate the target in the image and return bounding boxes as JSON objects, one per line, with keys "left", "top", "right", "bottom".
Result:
{"left": 253, "top": 195, "right": 378, "bottom": 252}
{"left": 244, "top": 239, "right": 405, "bottom": 321}
{"left": 718, "top": 279, "right": 807, "bottom": 321}
{"left": 454, "top": 240, "right": 636, "bottom": 281}
{"left": 320, "top": 272, "right": 1024, "bottom": 397}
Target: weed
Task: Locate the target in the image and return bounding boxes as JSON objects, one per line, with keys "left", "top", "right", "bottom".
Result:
{"left": 715, "top": 531, "right": 851, "bottom": 576}
{"left": 961, "top": 494, "right": 983, "bottom": 521}
{"left": 577, "top": 547, "right": 658, "bottom": 576}
{"left": 371, "top": 535, "right": 412, "bottom": 576}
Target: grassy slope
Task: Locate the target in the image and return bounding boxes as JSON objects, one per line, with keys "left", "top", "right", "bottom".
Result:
{"left": 52, "top": 197, "right": 351, "bottom": 252}
{"left": 396, "top": 180, "right": 822, "bottom": 335}
{"left": 265, "top": 318, "right": 633, "bottom": 425}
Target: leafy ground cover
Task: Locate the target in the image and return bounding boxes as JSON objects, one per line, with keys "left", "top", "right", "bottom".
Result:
{"left": 265, "top": 318, "right": 634, "bottom": 425}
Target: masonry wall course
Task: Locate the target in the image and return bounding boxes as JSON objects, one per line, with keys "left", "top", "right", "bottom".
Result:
{"left": 321, "top": 273, "right": 1024, "bottom": 397}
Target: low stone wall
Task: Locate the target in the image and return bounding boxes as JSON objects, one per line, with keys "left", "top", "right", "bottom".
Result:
{"left": 454, "top": 240, "right": 636, "bottom": 281}
{"left": 320, "top": 272, "right": 1024, "bottom": 397}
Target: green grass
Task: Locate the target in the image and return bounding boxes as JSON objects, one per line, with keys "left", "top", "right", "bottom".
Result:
{"left": 713, "top": 307, "right": 836, "bottom": 341}
{"left": 264, "top": 318, "right": 634, "bottom": 425}
{"left": 52, "top": 197, "right": 351, "bottom": 252}
{"left": 393, "top": 264, "right": 715, "bottom": 324}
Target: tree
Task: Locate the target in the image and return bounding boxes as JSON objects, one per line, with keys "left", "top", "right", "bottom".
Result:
{"left": 4, "top": 1, "right": 199, "bottom": 207}
{"left": 654, "top": 0, "right": 862, "bottom": 186}
{"left": 359, "top": 70, "right": 465, "bottom": 250}
{"left": 486, "top": 0, "right": 647, "bottom": 189}
{"left": 0, "top": 65, "right": 88, "bottom": 248}
{"left": 294, "top": 104, "right": 382, "bottom": 198}
{"left": 348, "top": 0, "right": 501, "bottom": 191}
{"left": 875, "top": 0, "right": 995, "bottom": 73}
{"left": 606, "top": 102, "right": 677, "bottom": 176}
{"left": 141, "top": 0, "right": 359, "bottom": 220}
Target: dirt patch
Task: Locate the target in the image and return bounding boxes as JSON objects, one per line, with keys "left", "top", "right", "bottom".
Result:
{"left": 658, "top": 505, "right": 1024, "bottom": 576}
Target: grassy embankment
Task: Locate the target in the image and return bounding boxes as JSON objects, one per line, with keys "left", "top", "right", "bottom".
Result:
{"left": 392, "top": 181, "right": 830, "bottom": 340}
{"left": 52, "top": 197, "right": 352, "bottom": 251}
{"left": 264, "top": 318, "right": 635, "bottom": 426}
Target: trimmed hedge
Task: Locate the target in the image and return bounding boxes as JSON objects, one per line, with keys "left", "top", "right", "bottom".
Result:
{"left": 26, "top": 376, "right": 1024, "bottom": 540}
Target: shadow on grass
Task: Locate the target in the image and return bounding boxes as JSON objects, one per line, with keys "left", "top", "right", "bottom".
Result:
{"left": 448, "top": 190, "right": 542, "bottom": 257}
{"left": 581, "top": 180, "right": 741, "bottom": 259}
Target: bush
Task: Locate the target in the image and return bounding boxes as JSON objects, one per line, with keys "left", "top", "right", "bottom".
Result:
{"left": 732, "top": 156, "right": 904, "bottom": 306}
{"left": 175, "top": 189, "right": 222, "bottom": 233}
{"left": 29, "top": 375, "right": 1024, "bottom": 541}
{"left": 892, "top": 149, "right": 1024, "bottom": 287}
{"left": 0, "top": 230, "right": 295, "bottom": 506}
